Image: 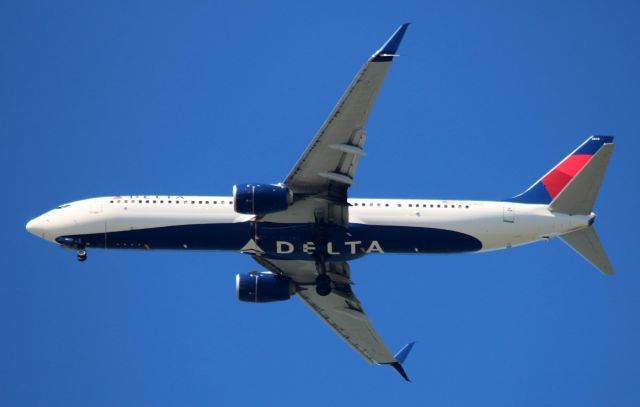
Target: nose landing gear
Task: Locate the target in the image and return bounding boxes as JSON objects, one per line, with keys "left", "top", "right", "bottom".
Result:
{"left": 76, "top": 249, "right": 87, "bottom": 262}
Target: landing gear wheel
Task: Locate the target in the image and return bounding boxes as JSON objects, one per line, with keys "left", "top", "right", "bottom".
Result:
{"left": 315, "top": 274, "right": 332, "bottom": 296}
{"left": 77, "top": 249, "right": 87, "bottom": 262}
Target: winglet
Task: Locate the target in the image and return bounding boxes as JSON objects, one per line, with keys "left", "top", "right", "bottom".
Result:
{"left": 385, "top": 342, "right": 416, "bottom": 382}
{"left": 371, "top": 23, "right": 411, "bottom": 62}
{"left": 395, "top": 341, "right": 416, "bottom": 364}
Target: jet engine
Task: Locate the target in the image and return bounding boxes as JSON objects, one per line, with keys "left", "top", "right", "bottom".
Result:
{"left": 235, "top": 271, "right": 296, "bottom": 303}
{"left": 233, "top": 184, "right": 293, "bottom": 215}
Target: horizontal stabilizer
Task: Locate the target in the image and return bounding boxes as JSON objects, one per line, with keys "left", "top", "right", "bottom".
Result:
{"left": 560, "top": 227, "right": 614, "bottom": 275}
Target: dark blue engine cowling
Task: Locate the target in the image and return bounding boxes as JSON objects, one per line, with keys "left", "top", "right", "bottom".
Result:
{"left": 236, "top": 272, "right": 294, "bottom": 303}
{"left": 233, "top": 184, "right": 292, "bottom": 215}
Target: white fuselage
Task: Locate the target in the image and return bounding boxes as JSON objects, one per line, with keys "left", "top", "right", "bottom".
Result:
{"left": 26, "top": 195, "right": 591, "bottom": 259}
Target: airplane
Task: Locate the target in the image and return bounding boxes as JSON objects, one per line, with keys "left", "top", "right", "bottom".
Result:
{"left": 25, "top": 23, "right": 615, "bottom": 381}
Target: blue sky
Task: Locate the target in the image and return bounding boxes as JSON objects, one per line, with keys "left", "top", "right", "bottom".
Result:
{"left": 2, "top": 0, "right": 639, "bottom": 405}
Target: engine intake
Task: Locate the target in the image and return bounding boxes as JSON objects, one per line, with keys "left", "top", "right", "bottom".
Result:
{"left": 236, "top": 271, "right": 295, "bottom": 303}
{"left": 233, "top": 184, "right": 292, "bottom": 215}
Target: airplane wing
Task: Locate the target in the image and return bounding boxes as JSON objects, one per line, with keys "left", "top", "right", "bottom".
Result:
{"left": 252, "top": 25, "right": 414, "bottom": 380}
{"left": 282, "top": 23, "right": 410, "bottom": 203}
{"left": 252, "top": 256, "right": 413, "bottom": 381}
{"left": 261, "top": 23, "right": 409, "bottom": 227}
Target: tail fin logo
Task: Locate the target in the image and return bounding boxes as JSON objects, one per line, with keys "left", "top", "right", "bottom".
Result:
{"left": 511, "top": 136, "right": 614, "bottom": 204}
{"left": 541, "top": 154, "right": 591, "bottom": 199}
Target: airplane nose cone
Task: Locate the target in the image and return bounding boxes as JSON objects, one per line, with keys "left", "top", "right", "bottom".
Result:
{"left": 26, "top": 216, "right": 46, "bottom": 237}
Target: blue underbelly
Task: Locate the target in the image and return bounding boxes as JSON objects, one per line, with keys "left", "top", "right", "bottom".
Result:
{"left": 69, "top": 221, "right": 482, "bottom": 260}
{"left": 348, "top": 223, "right": 482, "bottom": 254}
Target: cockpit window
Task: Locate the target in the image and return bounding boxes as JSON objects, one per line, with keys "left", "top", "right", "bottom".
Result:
{"left": 55, "top": 204, "right": 71, "bottom": 209}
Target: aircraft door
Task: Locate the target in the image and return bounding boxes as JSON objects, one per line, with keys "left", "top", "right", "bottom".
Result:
{"left": 503, "top": 205, "right": 514, "bottom": 223}
{"left": 89, "top": 203, "right": 103, "bottom": 214}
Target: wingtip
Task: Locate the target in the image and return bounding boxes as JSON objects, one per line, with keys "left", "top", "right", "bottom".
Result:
{"left": 385, "top": 341, "right": 416, "bottom": 382}
{"left": 371, "top": 23, "right": 411, "bottom": 62}
{"left": 394, "top": 341, "right": 416, "bottom": 364}
{"left": 390, "top": 361, "right": 411, "bottom": 382}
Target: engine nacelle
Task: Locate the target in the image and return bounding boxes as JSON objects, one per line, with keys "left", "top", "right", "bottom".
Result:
{"left": 236, "top": 271, "right": 295, "bottom": 303}
{"left": 233, "top": 183, "right": 292, "bottom": 215}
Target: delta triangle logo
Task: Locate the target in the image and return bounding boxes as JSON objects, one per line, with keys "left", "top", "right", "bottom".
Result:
{"left": 239, "top": 238, "right": 264, "bottom": 255}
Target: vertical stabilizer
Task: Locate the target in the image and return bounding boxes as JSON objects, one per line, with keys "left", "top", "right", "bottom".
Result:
{"left": 511, "top": 136, "right": 614, "bottom": 205}
{"left": 560, "top": 227, "right": 614, "bottom": 275}
{"left": 549, "top": 143, "right": 614, "bottom": 215}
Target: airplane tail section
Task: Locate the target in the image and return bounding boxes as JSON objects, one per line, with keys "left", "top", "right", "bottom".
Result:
{"left": 560, "top": 227, "right": 614, "bottom": 275}
{"left": 511, "top": 136, "right": 614, "bottom": 210}
{"left": 510, "top": 135, "right": 615, "bottom": 275}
